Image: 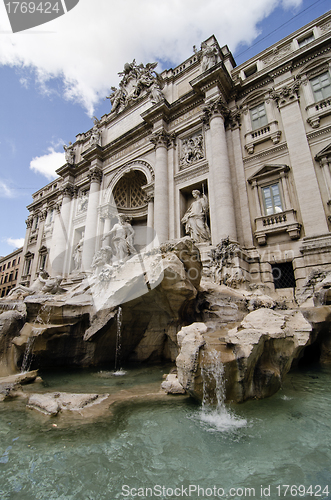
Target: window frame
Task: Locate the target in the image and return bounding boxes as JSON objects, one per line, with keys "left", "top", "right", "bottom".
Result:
{"left": 249, "top": 103, "right": 268, "bottom": 131}
{"left": 310, "top": 71, "right": 331, "bottom": 102}
{"left": 261, "top": 182, "right": 284, "bottom": 216}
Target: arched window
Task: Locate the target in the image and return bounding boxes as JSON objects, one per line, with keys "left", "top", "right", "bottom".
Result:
{"left": 113, "top": 170, "right": 147, "bottom": 209}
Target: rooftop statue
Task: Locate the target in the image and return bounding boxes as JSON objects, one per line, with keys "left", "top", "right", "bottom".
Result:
{"left": 63, "top": 142, "right": 75, "bottom": 165}
{"left": 106, "top": 60, "right": 164, "bottom": 114}
{"left": 194, "top": 41, "right": 219, "bottom": 72}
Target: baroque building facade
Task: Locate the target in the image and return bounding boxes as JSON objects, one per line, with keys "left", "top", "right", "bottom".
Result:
{"left": 18, "top": 11, "right": 331, "bottom": 293}
{"left": 0, "top": 247, "right": 23, "bottom": 297}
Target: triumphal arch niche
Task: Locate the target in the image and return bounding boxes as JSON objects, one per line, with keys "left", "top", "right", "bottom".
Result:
{"left": 105, "top": 161, "right": 155, "bottom": 252}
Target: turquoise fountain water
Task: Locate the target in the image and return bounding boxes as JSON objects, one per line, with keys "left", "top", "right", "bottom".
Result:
{"left": 0, "top": 363, "right": 331, "bottom": 500}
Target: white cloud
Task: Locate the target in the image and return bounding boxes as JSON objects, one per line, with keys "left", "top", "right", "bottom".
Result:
{"left": 30, "top": 147, "right": 64, "bottom": 180}
{"left": 0, "top": 180, "right": 15, "bottom": 198}
{"left": 0, "top": 0, "right": 303, "bottom": 115}
{"left": 6, "top": 237, "right": 25, "bottom": 249}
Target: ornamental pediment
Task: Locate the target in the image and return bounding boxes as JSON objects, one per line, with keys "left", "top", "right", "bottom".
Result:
{"left": 248, "top": 164, "right": 289, "bottom": 183}
{"left": 315, "top": 143, "right": 331, "bottom": 161}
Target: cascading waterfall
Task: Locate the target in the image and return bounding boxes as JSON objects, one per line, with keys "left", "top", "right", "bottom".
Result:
{"left": 200, "top": 349, "right": 247, "bottom": 431}
{"left": 113, "top": 306, "right": 125, "bottom": 376}
{"left": 21, "top": 336, "right": 36, "bottom": 373}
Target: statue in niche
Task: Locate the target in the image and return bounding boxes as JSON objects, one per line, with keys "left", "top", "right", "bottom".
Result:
{"left": 181, "top": 134, "right": 204, "bottom": 166}
{"left": 107, "top": 60, "right": 163, "bottom": 114}
{"left": 73, "top": 234, "right": 84, "bottom": 271}
{"left": 63, "top": 142, "right": 75, "bottom": 164}
{"left": 101, "top": 214, "right": 136, "bottom": 262}
{"left": 181, "top": 190, "right": 211, "bottom": 244}
{"left": 194, "top": 42, "right": 218, "bottom": 72}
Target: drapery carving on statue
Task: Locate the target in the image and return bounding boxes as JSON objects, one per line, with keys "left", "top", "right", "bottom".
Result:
{"left": 106, "top": 60, "right": 164, "bottom": 115}
{"left": 180, "top": 133, "right": 204, "bottom": 167}
{"left": 73, "top": 233, "right": 84, "bottom": 271}
{"left": 101, "top": 214, "right": 136, "bottom": 263}
{"left": 5, "top": 269, "right": 49, "bottom": 300}
{"left": 181, "top": 190, "right": 210, "bottom": 243}
{"left": 63, "top": 142, "right": 75, "bottom": 165}
{"left": 194, "top": 41, "right": 219, "bottom": 72}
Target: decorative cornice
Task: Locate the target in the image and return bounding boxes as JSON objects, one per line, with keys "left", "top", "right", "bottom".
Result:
{"left": 174, "top": 161, "right": 209, "bottom": 185}
{"left": 307, "top": 125, "right": 331, "bottom": 142}
{"left": 88, "top": 166, "right": 103, "bottom": 184}
{"left": 243, "top": 143, "right": 288, "bottom": 164}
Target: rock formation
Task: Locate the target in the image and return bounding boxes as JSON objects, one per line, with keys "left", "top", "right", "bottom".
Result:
{"left": 0, "top": 238, "right": 331, "bottom": 409}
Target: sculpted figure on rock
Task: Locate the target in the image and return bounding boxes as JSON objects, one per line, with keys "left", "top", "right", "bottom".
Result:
{"left": 102, "top": 214, "right": 136, "bottom": 262}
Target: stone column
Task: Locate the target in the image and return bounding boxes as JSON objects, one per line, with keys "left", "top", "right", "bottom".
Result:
{"left": 49, "top": 185, "right": 73, "bottom": 275}
{"left": 229, "top": 114, "right": 254, "bottom": 247}
{"left": 17, "top": 215, "right": 33, "bottom": 284}
{"left": 251, "top": 179, "right": 262, "bottom": 217}
{"left": 150, "top": 130, "right": 172, "bottom": 243}
{"left": 280, "top": 171, "right": 291, "bottom": 210}
{"left": 272, "top": 81, "right": 328, "bottom": 236}
{"left": 319, "top": 156, "right": 331, "bottom": 202}
{"left": 100, "top": 206, "right": 112, "bottom": 248}
{"left": 30, "top": 208, "right": 47, "bottom": 280}
{"left": 146, "top": 194, "right": 155, "bottom": 247}
{"left": 203, "top": 98, "right": 237, "bottom": 243}
{"left": 82, "top": 166, "right": 103, "bottom": 270}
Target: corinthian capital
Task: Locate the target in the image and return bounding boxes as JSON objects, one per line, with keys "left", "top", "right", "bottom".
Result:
{"left": 202, "top": 96, "right": 230, "bottom": 126}
{"left": 88, "top": 166, "right": 103, "bottom": 184}
{"left": 150, "top": 130, "right": 175, "bottom": 149}
{"left": 61, "top": 183, "right": 75, "bottom": 199}
{"left": 25, "top": 215, "right": 33, "bottom": 228}
{"left": 271, "top": 79, "right": 301, "bottom": 107}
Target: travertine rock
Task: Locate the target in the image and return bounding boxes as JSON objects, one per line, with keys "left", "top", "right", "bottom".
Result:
{"left": 27, "top": 392, "right": 109, "bottom": 416}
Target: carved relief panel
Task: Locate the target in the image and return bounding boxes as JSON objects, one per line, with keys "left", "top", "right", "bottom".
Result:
{"left": 179, "top": 130, "right": 205, "bottom": 169}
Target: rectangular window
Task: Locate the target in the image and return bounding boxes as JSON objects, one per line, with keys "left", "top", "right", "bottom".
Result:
{"left": 40, "top": 254, "right": 47, "bottom": 270}
{"left": 272, "top": 262, "right": 296, "bottom": 289}
{"left": 12, "top": 259, "right": 16, "bottom": 266}
{"left": 298, "top": 33, "right": 314, "bottom": 48}
{"left": 250, "top": 103, "right": 268, "bottom": 130}
{"left": 310, "top": 72, "right": 331, "bottom": 102}
{"left": 25, "top": 259, "right": 32, "bottom": 276}
{"left": 262, "top": 183, "right": 283, "bottom": 215}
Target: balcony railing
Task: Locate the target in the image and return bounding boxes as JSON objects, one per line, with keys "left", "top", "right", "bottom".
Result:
{"left": 306, "top": 98, "right": 331, "bottom": 128}
{"left": 245, "top": 121, "right": 281, "bottom": 154}
{"left": 254, "top": 209, "right": 301, "bottom": 245}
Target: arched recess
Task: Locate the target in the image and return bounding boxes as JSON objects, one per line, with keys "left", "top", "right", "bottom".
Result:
{"left": 106, "top": 160, "right": 154, "bottom": 220}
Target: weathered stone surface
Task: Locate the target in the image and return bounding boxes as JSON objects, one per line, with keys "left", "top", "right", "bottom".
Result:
{"left": 161, "top": 373, "right": 186, "bottom": 394}
{"left": 174, "top": 309, "right": 312, "bottom": 403}
{"left": 176, "top": 323, "right": 206, "bottom": 394}
{"left": 27, "top": 392, "right": 109, "bottom": 416}
{"left": 0, "top": 307, "right": 27, "bottom": 376}
{"left": 0, "top": 370, "right": 38, "bottom": 400}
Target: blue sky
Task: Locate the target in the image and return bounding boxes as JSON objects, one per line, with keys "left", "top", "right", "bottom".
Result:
{"left": 0, "top": 0, "right": 330, "bottom": 257}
